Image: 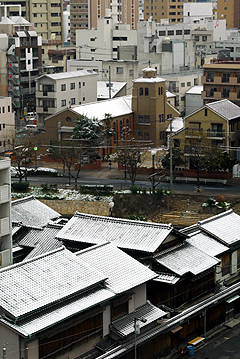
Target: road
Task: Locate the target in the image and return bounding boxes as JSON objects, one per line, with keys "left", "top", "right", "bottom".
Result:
{"left": 12, "top": 174, "right": 240, "bottom": 195}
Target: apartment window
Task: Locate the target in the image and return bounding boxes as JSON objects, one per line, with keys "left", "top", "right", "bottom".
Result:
{"left": 176, "top": 30, "right": 182, "bottom": 35}
{"left": 91, "top": 48, "right": 95, "bottom": 52}
{"left": 145, "top": 87, "right": 149, "bottom": 96}
{"left": 79, "top": 82, "right": 81, "bottom": 88}
{"left": 202, "top": 35, "right": 207, "bottom": 42}
{"left": 159, "top": 114, "right": 164, "bottom": 123}
{"left": 224, "top": 6, "right": 227, "bottom": 9}
{"left": 2, "top": 107, "right": 4, "bottom": 113}
{"left": 169, "top": 5, "right": 176, "bottom": 8}
{"left": 159, "top": 131, "right": 165, "bottom": 140}
{"left": 187, "top": 82, "right": 191, "bottom": 86}
{"left": 129, "top": 69, "right": 133, "bottom": 76}
{"left": 139, "top": 115, "right": 150, "bottom": 124}
{"left": 71, "top": 98, "right": 75, "bottom": 105}
{"left": 169, "top": 12, "right": 176, "bottom": 15}
{"left": 168, "top": 30, "right": 174, "bottom": 35}
{"left": 61, "top": 99, "right": 66, "bottom": 106}
{"left": 222, "top": 253, "right": 230, "bottom": 276}
{"left": 83, "top": 82, "right": 85, "bottom": 86}
{"left": 181, "top": 96, "right": 185, "bottom": 101}
{"left": 195, "top": 36, "right": 199, "bottom": 41}
{"left": 8, "top": 106, "right": 10, "bottom": 112}
{"left": 184, "top": 29, "right": 190, "bottom": 34}
{"left": 61, "top": 84, "right": 66, "bottom": 91}
{"left": 205, "top": 108, "right": 208, "bottom": 116}
{"left": 181, "top": 83, "right": 185, "bottom": 87}
{"left": 33, "top": 3, "right": 37, "bottom": 6}
{"left": 33, "top": 13, "right": 37, "bottom": 17}
{"left": 116, "top": 67, "right": 123, "bottom": 74}
{"left": 139, "top": 87, "right": 143, "bottom": 96}
{"left": 83, "top": 97, "right": 85, "bottom": 101}
{"left": 159, "top": 30, "right": 166, "bottom": 36}
{"left": 90, "top": 38, "right": 96, "bottom": 41}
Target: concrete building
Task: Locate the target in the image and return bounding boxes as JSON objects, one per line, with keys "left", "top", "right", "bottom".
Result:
{"left": 144, "top": 0, "right": 196, "bottom": 24}
{"left": 191, "top": 19, "right": 227, "bottom": 50}
{"left": 0, "top": 1, "right": 63, "bottom": 41}
{"left": 0, "top": 157, "right": 12, "bottom": 267}
{"left": 201, "top": 60, "right": 240, "bottom": 106}
{"left": 70, "top": 0, "right": 139, "bottom": 46}
{"left": 0, "top": 97, "right": 15, "bottom": 153}
{"left": 67, "top": 59, "right": 139, "bottom": 95}
{"left": 163, "top": 71, "right": 202, "bottom": 114}
{"left": 217, "top": 0, "right": 240, "bottom": 28}
{"left": 0, "top": 14, "right": 42, "bottom": 128}
{"left": 36, "top": 70, "right": 98, "bottom": 127}
{"left": 184, "top": 2, "right": 213, "bottom": 24}
{"left": 185, "top": 85, "right": 203, "bottom": 115}
{"left": 76, "top": 13, "right": 137, "bottom": 61}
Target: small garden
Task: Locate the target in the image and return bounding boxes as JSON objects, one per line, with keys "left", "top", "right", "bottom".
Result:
{"left": 201, "top": 196, "right": 231, "bottom": 210}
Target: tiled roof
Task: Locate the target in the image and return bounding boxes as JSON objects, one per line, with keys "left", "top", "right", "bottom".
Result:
{"left": 57, "top": 212, "right": 175, "bottom": 253}
{"left": 198, "top": 209, "right": 240, "bottom": 246}
{"left": 153, "top": 272, "right": 180, "bottom": 285}
{"left": 154, "top": 242, "right": 220, "bottom": 276}
{"left": 76, "top": 243, "right": 157, "bottom": 294}
{"left": 0, "top": 247, "right": 106, "bottom": 319}
{"left": 7, "top": 287, "right": 114, "bottom": 336}
{"left": 206, "top": 99, "right": 240, "bottom": 120}
{"left": 110, "top": 302, "right": 166, "bottom": 338}
{"left": 12, "top": 196, "right": 60, "bottom": 228}
{"left": 187, "top": 230, "right": 229, "bottom": 257}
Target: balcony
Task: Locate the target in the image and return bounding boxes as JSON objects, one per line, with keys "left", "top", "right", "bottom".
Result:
{"left": 207, "top": 129, "right": 225, "bottom": 139}
{"left": 185, "top": 128, "right": 203, "bottom": 137}
{"left": 229, "top": 77, "right": 238, "bottom": 85}
{"left": 213, "top": 76, "right": 222, "bottom": 84}
{"left": 229, "top": 92, "right": 238, "bottom": 101}
{"left": 36, "top": 106, "right": 55, "bottom": 114}
{"left": 0, "top": 185, "right": 10, "bottom": 204}
{"left": 0, "top": 217, "right": 10, "bottom": 236}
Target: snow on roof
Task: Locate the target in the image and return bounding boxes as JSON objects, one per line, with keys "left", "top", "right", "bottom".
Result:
{"left": 186, "top": 230, "right": 229, "bottom": 257}
{"left": 76, "top": 243, "right": 157, "bottom": 294}
{"left": 153, "top": 272, "right": 180, "bottom": 285}
{"left": 198, "top": 209, "right": 240, "bottom": 246}
{"left": 10, "top": 16, "right": 31, "bottom": 25}
{"left": 57, "top": 212, "right": 175, "bottom": 253}
{"left": 110, "top": 302, "right": 166, "bottom": 338}
{"left": 206, "top": 99, "right": 240, "bottom": 120}
{"left": 45, "top": 70, "right": 97, "bottom": 80}
{"left": 0, "top": 247, "right": 107, "bottom": 319}
{"left": 166, "top": 90, "right": 176, "bottom": 98}
{"left": 154, "top": 242, "right": 220, "bottom": 276}
{"left": 0, "top": 17, "right": 15, "bottom": 24}
{"left": 186, "top": 86, "right": 203, "bottom": 95}
{"left": 11, "top": 196, "right": 60, "bottom": 228}
{"left": 133, "top": 77, "right": 165, "bottom": 83}
{"left": 71, "top": 95, "right": 133, "bottom": 121}
{"left": 97, "top": 81, "right": 126, "bottom": 99}
{"left": 166, "top": 117, "right": 183, "bottom": 133}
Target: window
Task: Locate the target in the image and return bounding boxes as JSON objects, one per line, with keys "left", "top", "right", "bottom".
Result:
{"left": 181, "top": 83, "right": 185, "bottom": 87}
{"left": 138, "top": 115, "right": 150, "bottom": 124}
{"left": 159, "top": 131, "right": 165, "bottom": 140}
{"left": 70, "top": 83, "right": 75, "bottom": 90}
{"left": 176, "top": 30, "right": 182, "bottom": 35}
{"left": 83, "top": 97, "right": 85, "bottom": 101}
{"left": 181, "top": 96, "right": 185, "bottom": 101}
{"left": 71, "top": 98, "right": 75, "bottom": 105}
{"left": 168, "top": 30, "right": 174, "bottom": 36}
{"left": 83, "top": 82, "right": 85, "bottom": 86}
{"left": 145, "top": 87, "right": 149, "bottom": 96}
{"left": 202, "top": 35, "right": 207, "bottom": 42}
{"left": 90, "top": 37, "right": 96, "bottom": 41}
{"left": 222, "top": 253, "right": 230, "bottom": 276}
{"left": 195, "top": 36, "right": 199, "bottom": 41}
{"left": 66, "top": 117, "right": 72, "bottom": 123}
{"left": 139, "top": 87, "right": 143, "bottom": 96}
{"left": 116, "top": 67, "right": 123, "bottom": 74}
{"left": 79, "top": 82, "right": 81, "bottom": 88}
{"left": 33, "top": 3, "right": 37, "bottom": 6}
{"left": 61, "top": 84, "right": 66, "bottom": 91}
{"left": 159, "top": 114, "right": 164, "bottom": 123}
{"left": 91, "top": 48, "right": 95, "bottom": 52}
{"left": 2, "top": 107, "right": 4, "bottom": 113}
{"left": 61, "top": 99, "right": 66, "bottom": 106}
{"left": 129, "top": 69, "right": 133, "bottom": 76}
{"left": 205, "top": 108, "right": 208, "bottom": 116}
{"left": 33, "top": 13, "right": 37, "bottom": 17}
{"left": 174, "top": 139, "right": 180, "bottom": 147}
{"left": 8, "top": 106, "right": 10, "bottom": 112}
{"left": 159, "top": 30, "right": 166, "bottom": 36}
{"left": 184, "top": 29, "right": 190, "bottom": 35}
{"left": 187, "top": 82, "right": 191, "bottom": 86}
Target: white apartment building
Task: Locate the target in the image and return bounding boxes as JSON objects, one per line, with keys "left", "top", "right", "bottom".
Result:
{"left": 67, "top": 59, "right": 139, "bottom": 95}
{"left": 76, "top": 11, "right": 137, "bottom": 61}
{"left": 0, "top": 97, "right": 15, "bottom": 154}
{"left": 0, "top": 157, "right": 12, "bottom": 267}
{"left": 35, "top": 70, "right": 98, "bottom": 127}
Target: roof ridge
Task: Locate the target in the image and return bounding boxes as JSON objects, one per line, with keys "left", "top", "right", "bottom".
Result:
{"left": 74, "top": 211, "right": 173, "bottom": 229}
{"left": 75, "top": 242, "right": 110, "bottom": 256}
{"left": 11, "top": 195, "right": 34, "bottom": 206}
{"left": 198, "top": 208, "right": 233, "bottom": 225}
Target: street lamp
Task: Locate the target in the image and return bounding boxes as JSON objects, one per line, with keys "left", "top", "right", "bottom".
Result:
{"left": 167, "top": 118, "right": 173, "bottom": 192}
{"left": 134, "top": 317, "right": 147, "bottom": 359}
{"left": 109, "top": 201, "right": 114, "bottom": 216}
{"left": 151, "top": 149, "right": 157, "bottom": 193}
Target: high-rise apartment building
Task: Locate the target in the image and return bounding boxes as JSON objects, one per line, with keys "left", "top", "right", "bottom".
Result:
{"left": 217, "top": 0, "right": 240, "bottom": 28}
{"left": 70, "top": 0, "right": 139, "bottom": 45}
{"left": 144, "top": 0, "right": 196, "bottom": 23}
{"left": 0, "top": 0, "right": 63, "bottom": 41}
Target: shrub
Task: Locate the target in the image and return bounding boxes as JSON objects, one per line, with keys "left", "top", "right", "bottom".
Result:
{"left": 141, "top": 187, "right": 147, "bottom": 195}
{"left": 80, "top": 184, "right": 113, "bottom": 195}
{"left": 129, "top": 214, "right": 147, "bottom": 221}
{"left": 130, "top": 185, "right": 138, "bottom": 194}
{"left": 11, "top": 181, "right": 29, "bottom": 192}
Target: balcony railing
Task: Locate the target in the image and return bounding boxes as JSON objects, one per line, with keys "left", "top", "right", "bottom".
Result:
{"left": 0, "top": 185, "right": 9, "bottom": 203}
{"left": 207, "top": 129, "right": 225, "bottom": 138}
{"left": 0, "top": 217, "right": 9, "bottom": 236}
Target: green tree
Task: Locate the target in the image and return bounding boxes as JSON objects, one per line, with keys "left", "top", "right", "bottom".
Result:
{"left": 161, "top": 148, "right": 184, "bottom": 169}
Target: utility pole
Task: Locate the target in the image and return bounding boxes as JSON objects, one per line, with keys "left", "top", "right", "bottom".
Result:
{"left": 169, "top": 118, "right": 173, "bottom": 191}
{"left": 108, "top": 65, "right": 111, "bottom": 99}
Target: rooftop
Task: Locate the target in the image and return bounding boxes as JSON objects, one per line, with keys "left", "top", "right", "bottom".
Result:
{"left": 206, "top": 99, "right": 240, "bottom": 120}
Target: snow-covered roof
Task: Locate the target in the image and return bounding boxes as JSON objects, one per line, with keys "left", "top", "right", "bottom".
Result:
{"left": 133, "top": 77, "right": 165, "bottom": 84}
{"left": 57, "top": 212, "right": 177, "bottom": 253}
{"left": 42, "top": 70, "right": 97, "bottom": 81}
{"left": 0, "top": 247, "right": 106, "bottom": 319}
{"left": 70, "top": 95, "right": 133, "bottom": 121}
{"left": 110, "top": 302, "right": 166, "bottom": 338}
{"left": 186, "top": 86, "right": 203, "bottom": 95}
{"left": 186, "top": 230, "right": 229, "bottom": 257}
{"left": 0, "top": 17, "right": 15, "bottom": 24}
{"left": 154, "top": 242, "right": 220, "bottom": 276}
{"left": 166, "top": 117, "right": 184, "bottom": 133}
{"left": 11, "top": 196, "right": 60, "bottom": 228}
{"left": 10, "top": 16, "right": 31, "bottom": 24}
{"left": 97, "top": 81, "right": 126, "bottom": 99}
{"left": 166, "top": 90, "right": 176, "bottom": 98}
{"left": 198, "top": 209, "right": 240, "bottom": 246}
{"left": 76, "top": 243, "right": 157, "bottom": 293}
{"left": 206, "top": 99, "right": 240, "bottom": 121}
{"left": 153, "top": 272, "right": 180, "bottom": 285}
